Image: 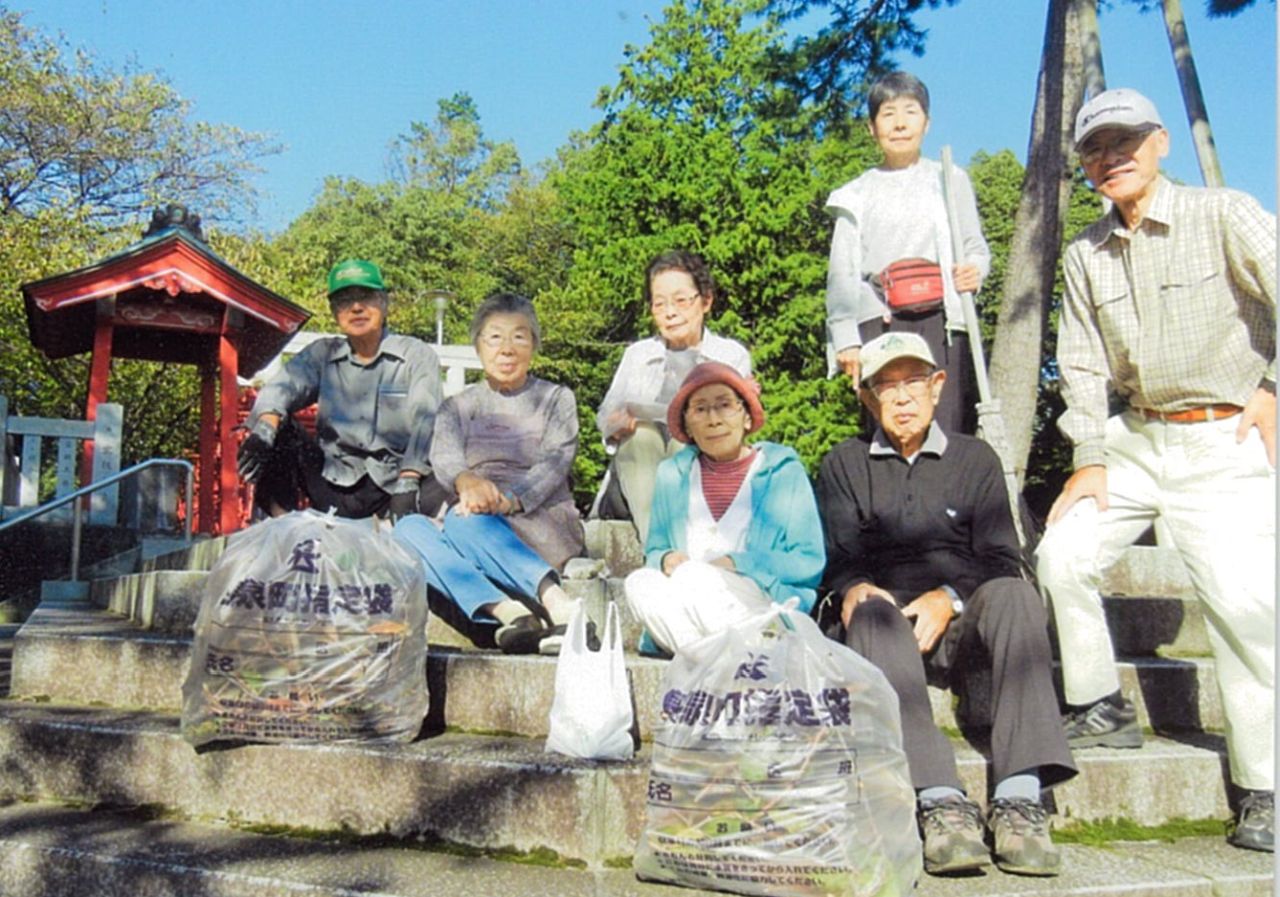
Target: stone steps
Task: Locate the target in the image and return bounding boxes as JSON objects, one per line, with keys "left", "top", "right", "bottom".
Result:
{"left": 0, "top": 701, "right": 1235, "bottom": 862}
{"left": 10, "top": 602, "right": 1225, "bottom": 738}
{"left": 0, "top": 800, "right": 1270, "bottom": 897}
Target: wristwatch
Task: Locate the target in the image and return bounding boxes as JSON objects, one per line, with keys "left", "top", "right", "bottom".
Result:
{"left": 939, "top": 584, "right": 964, "bottom": 618}
{"left": 1259, "top": 377, "right": 1276, "bottom": 395}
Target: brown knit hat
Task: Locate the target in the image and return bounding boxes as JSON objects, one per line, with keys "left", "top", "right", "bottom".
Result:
{"left": 667, "top": 361, "right": 766, "bottom": 444}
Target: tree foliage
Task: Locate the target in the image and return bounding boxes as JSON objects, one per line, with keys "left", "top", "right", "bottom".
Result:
{"left": 0, "top": 9, "right": 279, "bottom": 464}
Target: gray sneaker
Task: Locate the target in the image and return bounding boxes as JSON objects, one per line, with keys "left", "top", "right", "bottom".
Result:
{"left": 987, "top": 797, "right": 1062, "bottom": 876}
{"left": 1229, "top": 791, "right": 1274, "bottom": 853}
{"left": 1063, "top": 696, "right": 1143, "bottom": 749}
{"left": 918, "top": 795, "right": 990, "bottom": 874}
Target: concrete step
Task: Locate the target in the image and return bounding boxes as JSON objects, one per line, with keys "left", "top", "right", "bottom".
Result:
{"left": 0, "top": 800, "right": 1269, "bottom": 897}
{"left": 0, "top": 702, "right": 1237, "bottom": 861}
{"left": 10, "top": 603, "right": 1225, "bottom": 738}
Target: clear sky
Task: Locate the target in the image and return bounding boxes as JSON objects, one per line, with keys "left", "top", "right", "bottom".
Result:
{"left": 18, "top": 0, "right": 1277, "bottom": 232}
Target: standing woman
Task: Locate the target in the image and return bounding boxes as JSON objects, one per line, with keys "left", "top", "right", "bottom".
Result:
{"left": 625, "top": 362, "right": 825, "bottom": 655}
{"left": 394, "top": 293, "right": 581, "bottom": 655}
{"left": 596, "top": 250, "right": 751, "bottom": 544}
{"left": 824, "top": 71, "right": 990, "bottom": 435}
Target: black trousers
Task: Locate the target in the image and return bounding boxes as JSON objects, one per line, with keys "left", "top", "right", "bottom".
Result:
{"left": 253, "top": 419, "right": 446, "bottom": 519}
{"left": 844, "top": 576, "right": 1076, "bottom": 793}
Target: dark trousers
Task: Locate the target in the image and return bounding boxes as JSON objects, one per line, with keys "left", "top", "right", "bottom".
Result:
{"left": 844, "top": 576, "right": 1076, "bottom": 793}
{"left": 253, "top": 419, "right": 445, "bottom": 519}
{"left": 864, "top": 311, "right": 977, "bottom": 436}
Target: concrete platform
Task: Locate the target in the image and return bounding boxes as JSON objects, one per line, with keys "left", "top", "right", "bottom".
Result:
{"left": 0, "top": 800, "right": 1269, "bottom": 897}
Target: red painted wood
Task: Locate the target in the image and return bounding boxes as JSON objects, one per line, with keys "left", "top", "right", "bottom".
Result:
{"left": 80, "top": 316, "right": 115, "bottom": 491}
{"left": 218, "top": 335, "right": 241, "bottom": 535}
{"left": 198, "top": 365, "right": 218, "bottom": 535}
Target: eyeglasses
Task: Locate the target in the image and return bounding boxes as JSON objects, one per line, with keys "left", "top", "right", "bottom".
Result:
{"left": 685, "top": 398, "right": 745, "bottom": 421}
{"left": 650, "top": 293, "right": 701, "bottom": 312}
{"left": 1078, "top": 127, "right": 1158, "bottom": 165}
{"left": 480, "top": 330, "right": 534, "bottom": 349}
{"left": 869, "top": 374, "right": 933, "bottom": 400}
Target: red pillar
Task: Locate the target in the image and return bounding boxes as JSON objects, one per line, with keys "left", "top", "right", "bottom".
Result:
{"left": 80, "top": 313, "right": 115, "bottom": 489}
{"left": 198, "top": 363, "right": 218, "bottom": 534}
{"left": 218, "top": 335, "right": 241, "bottom": 535}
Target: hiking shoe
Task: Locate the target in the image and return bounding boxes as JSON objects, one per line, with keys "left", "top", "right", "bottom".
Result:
{"left": 1229, "top": 791, "right": 1275, "bottom": 853}
{"left": 1063, "top": 696, "right": 1143, "bottom": 749}
{"left": 494, "top": 615, "right": 546, "bottom": 654}
{"left": 918, "top": 795, "right": 990, "bottom": 874}
{"left": 987, "top": 798, "right": 1061, "bottom": 876}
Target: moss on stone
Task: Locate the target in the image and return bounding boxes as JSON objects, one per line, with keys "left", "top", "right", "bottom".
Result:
{"left": 1053, "top": 816, "right": 1228, "bottom": 846}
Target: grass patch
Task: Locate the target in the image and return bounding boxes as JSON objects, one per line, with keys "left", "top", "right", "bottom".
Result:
{"left": 1053, "top": 816, "right": 1227, "bottom": 846}
{"left": 223, "top": 818, "right": 587, "bottom": 869}
{"left": 603, "top": 855, "right": 634, "bottom": 869}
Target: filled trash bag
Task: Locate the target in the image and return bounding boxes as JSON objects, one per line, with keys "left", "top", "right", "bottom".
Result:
{"left": 182, "top": 510, "right": 429, "bottom": 747}
{"left": 634, "top": 603, "right": 921, "bottom": 897}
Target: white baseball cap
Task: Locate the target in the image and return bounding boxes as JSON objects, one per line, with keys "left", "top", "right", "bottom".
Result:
{"left": 1074, "top": 88, "right": 1164, "bottom": 149}
{"left": 859, "top": 332, "right": 937, "bottom": 386}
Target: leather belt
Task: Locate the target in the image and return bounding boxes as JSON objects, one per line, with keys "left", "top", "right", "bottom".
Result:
{"left": 1135, "top": 403, "right": 1242, "bottom": 423}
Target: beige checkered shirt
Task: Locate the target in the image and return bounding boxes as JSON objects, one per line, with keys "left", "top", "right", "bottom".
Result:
{"left": 1058, "top": 177, "right": 1276, "bottom": 469}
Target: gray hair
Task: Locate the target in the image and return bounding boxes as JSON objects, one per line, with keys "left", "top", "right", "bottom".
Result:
{"left": 868, "top": 71, "right": 930, "bottom": 119}
{"left": 469, "top": 293, "right": 541, "bottom": 350}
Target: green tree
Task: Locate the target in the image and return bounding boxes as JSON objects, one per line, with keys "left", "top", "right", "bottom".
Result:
{"left": 548, "top": 0, "right": 889, "bottom": 503}
{"left": 0, "top": 10, "right": 278, "bottom": 463}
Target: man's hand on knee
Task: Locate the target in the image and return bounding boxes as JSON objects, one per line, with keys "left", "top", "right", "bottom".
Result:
{"left": 1047, "top": 465, "right": 1108, "bottom": 525}
{"left": 901, "top": 589, "right": 954, "bottom": 653}
{"left": 1238, "top": 386, "right": 1276, "bottom": 467}
{"left": 840, "top": 582, "right": 895, "bottom": 629}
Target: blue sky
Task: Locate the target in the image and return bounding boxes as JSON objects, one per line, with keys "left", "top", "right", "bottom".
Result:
{"left": 19, "top": 0, "right": 1277, "bottom": 232}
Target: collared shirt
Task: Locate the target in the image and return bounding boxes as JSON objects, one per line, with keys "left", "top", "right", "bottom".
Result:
{"left": 249, "top": 333, "right": 442, "bottom": 489}
{"left": 817, "top": 425, "right": 1022, "bottom": 602}
{"left": 1058, "top": 177, "right": 1276, "bottom": 468}
{"left": 595, "top": 329, "right": 751, "bottom": 448}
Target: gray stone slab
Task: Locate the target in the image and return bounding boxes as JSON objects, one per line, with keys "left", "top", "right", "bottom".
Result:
{"left": 9, "top": 603, "right": 1227, "bottom": 736}
{"left": 0, "top": 800, "right": 1267, "bottom": 897}
{"left": 1102, "top": 594, "right": 1209, "bottom": 658}
{"left": 0, "top": 705, "right": 647, "bottom": 866}
{"left": 90, "top": 570, "right": 205, "bottom": 633}
{"left": 140, "top": 535, "right": 227, "bottom": 573}
{"left": 1101, "top": 546, "right": 1196, "bottom": 600}
{"left": 0, "top": 703, "right": 1236, "bottom": 849}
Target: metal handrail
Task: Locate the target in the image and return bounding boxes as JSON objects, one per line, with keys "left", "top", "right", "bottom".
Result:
{"left": 0, "top": 458, "right": 194, "bottom": 581}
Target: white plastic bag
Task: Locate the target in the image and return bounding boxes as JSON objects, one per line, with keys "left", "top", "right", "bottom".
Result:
{"left": 634, "top": 603, "right": 921, "bottom": 897}
{"left": 181, "top": 510, "right": 429, "bottom": 747}
{"left": 545, "top": 600, "right": 635, "bottom": 760}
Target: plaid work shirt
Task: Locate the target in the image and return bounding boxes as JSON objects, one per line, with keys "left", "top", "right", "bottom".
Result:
{"left": 1057, "top": 177, "right": 1276, "bottom": 469}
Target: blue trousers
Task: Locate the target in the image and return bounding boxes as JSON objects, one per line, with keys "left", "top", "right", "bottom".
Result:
{"left": 393, "top": 511, "right": 554, "bottom": 622}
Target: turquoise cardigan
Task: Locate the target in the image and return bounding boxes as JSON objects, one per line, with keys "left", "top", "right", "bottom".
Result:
{"left": 643, "top": 441, "right": 826, "bottom": 613}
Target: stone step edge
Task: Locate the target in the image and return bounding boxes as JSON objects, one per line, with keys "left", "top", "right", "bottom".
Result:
{"left": 0, "top": 799, "right": 1269, "bottom": 897}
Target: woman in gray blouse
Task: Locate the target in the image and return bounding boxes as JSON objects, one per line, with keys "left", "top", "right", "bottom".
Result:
{"left": 394, "top": 294, "right": 582, "bottom": 655}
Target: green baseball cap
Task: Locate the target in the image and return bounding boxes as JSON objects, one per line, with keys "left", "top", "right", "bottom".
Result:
{"left": 327, "top": 259, "right": 386, "bottom": 297}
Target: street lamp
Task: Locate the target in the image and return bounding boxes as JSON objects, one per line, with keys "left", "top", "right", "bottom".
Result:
{"left": 424, "top": 289, "right": 453, "bottom": 347}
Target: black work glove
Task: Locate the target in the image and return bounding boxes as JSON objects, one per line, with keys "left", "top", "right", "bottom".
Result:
{"left": 385, "top": 475, "right": 425, "bottom": 521}
{"left": 236, "top": 420, "right": 277, "bottom": 483}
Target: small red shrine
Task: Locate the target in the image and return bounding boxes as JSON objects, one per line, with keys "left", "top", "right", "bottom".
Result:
{"left": 20, "top": 205, "right": 311, "bottom": 535}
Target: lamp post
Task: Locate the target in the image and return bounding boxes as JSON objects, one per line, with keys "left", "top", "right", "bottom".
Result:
{"left": 424, "top": 289, "right": 453, "bottom": 347}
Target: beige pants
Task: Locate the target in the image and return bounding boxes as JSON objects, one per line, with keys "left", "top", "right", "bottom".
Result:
{"left": 614, "top": 421, "right": 681, "bottom": 545}
{"left": 1037, "top": 412, "right": 1275, "bottom": 789}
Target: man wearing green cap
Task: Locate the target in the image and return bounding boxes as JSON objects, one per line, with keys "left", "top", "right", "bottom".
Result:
{"left": 238, "top": 259, "right": 446, "bottom": 520}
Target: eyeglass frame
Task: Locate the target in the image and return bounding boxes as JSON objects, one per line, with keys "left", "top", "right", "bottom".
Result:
{"left": 1077, "top": 125, "right": 1160, "bottom": 165}
{"left": 649, "top": 292, "right": 703, "bottom": 313}
{"left": 867, "top": 370, "right": 939, "bottom": 400}
{"left": 684, "top": 396, "right": 746, "bottom": 422}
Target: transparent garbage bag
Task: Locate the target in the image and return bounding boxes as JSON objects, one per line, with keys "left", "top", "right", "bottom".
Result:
{"left": 181, "top": 510, "right": 429, "bottom": 747}
{"left": 634, "top": 602, "right": 921, "bottom": 897}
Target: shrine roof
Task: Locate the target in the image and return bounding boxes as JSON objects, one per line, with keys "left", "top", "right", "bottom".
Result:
{"left": 21, "top": 225, "right": 312, "bottom": 377}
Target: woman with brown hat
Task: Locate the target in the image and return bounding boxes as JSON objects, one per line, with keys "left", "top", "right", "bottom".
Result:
{"left": 624, "top": 361, "right": 825, "bottom": 655}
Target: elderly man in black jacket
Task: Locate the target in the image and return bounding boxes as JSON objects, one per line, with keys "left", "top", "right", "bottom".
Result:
{"left": 816, "top": 332, "right": 1075, "bottom": 878}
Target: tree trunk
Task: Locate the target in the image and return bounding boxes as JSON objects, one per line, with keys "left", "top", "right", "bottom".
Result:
{"left": 1079, "top": 0, "right": 1105, "bottom": 98}
{"left": 986, "top": 0, "right": 1088, "bottom": 484}
{"left": 1162, "top": 0, "right": 1225, "bottom": 187}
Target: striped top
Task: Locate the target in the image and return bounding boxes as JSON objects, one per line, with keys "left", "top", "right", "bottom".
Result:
{"left": 698, "top": 449, "right": 758, "bottom": 520}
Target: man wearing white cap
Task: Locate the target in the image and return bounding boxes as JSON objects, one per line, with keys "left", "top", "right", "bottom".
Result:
{"left": 818, "top": 332, "right": 1076, "bottom": 877}
{"left": 1036, "top": 88, "right": 1275, "bottom": 852}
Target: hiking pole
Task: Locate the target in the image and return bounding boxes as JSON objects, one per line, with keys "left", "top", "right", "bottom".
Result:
{"left": 940, "top": 145, "right": 1027, "bottom": 549}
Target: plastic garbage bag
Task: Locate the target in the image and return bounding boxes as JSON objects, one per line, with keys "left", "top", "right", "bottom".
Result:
{"left": 634, "top": 602, "right": 921, "bottom": 897}
{"left": 546, "top": 600, "right": 635, "bottom": 760}
{"left": 181, "top": 510, "right": 429, "bottom": 747}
